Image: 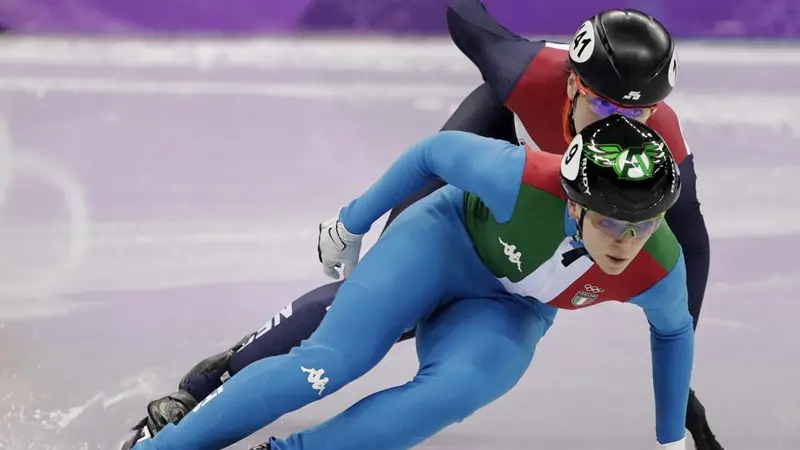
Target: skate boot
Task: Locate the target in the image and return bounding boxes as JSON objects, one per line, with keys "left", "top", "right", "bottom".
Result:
{"left": 119, "top": 335, "right": 251, "bottom": 449}
{"left": 686, "top": 389, "right": 725, "bottom": 450}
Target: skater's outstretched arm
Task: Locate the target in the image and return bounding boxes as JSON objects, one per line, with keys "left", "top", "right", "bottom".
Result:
{"left": 119, "top": 86, "right": 520, "bottom": 450}
{"left": 340, "top": 130, "right": 525, "bottom": 236}
{"left": 630, "top": 251, "right": 694, "bottom": 446}
{"left": 319, "top": 131, "right": 526, "bottom": 278}
{"left": 382, "top": 82, "right": 515, "bottom": 232}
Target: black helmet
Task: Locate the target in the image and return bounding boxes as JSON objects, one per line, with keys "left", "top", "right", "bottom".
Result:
{"left": 567, "top": 9, "right": 677, "bottom": 107}
{"left": 560, "top": 114, "right": 681, "bottom": 222}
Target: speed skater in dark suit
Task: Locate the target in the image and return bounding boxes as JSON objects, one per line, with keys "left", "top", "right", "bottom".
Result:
{"left": 120, "top": 1, "right": 719, "bottom": 449}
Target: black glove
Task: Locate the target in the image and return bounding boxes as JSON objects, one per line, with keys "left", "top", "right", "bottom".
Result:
{"left": 118, "top": 390, "right": 198, "bottom": 450}
{"left": 685, "top": 389, "right": 724, "bottom": 450}
{"left": 145, "top": 390, "right": 198, "bottom": 431}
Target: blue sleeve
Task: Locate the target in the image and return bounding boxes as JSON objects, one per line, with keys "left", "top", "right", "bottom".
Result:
{"left": 339, "top": 130, "right": 525, "bottom": 234}
{"left": 629, "top": 252, "right": 694, "bottom": 445}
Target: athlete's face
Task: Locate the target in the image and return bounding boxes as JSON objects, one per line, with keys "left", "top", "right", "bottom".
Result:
{"left": 567, "top": 201, "right": 659, "bottom": 275}
{"left": 566, "top": 74, "right": 656, "bottom": 133}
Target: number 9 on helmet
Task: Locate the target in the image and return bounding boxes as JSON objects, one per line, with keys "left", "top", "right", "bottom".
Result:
{"left": 560, "top": 113, "right": 681, "bottom": 223}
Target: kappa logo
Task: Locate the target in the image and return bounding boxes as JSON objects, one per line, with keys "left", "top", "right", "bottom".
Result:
{"left": 301, "top": 366, "right": 330, "bottom": 396}
{"left": 571, "top": 284, "right": 604, "bottom": 307}
{"left": 498, "top": 236, "right": 523, "bottom": 272}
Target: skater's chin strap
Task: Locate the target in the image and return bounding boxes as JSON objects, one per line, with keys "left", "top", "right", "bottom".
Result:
{"left": 562, "top": 92, "right": 580, "bottom": 144}
{"left": 561, "top": 246, "right": 589, "bottom": 267}
{"left": 562, "top": 208, "right": 593, "bottom": 267}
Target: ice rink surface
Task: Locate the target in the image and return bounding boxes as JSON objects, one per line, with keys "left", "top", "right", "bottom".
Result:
{"left": 0, "top": 36, "right": 798, "bottom": 449}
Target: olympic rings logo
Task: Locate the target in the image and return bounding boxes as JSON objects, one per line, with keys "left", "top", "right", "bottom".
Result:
{"left": 583, "top": 284, "right": 604, "bottom": 294}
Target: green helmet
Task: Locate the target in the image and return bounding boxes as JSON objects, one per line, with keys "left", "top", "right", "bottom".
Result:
{"left": 560, "top": 114, "right": 681, "bottom": 222}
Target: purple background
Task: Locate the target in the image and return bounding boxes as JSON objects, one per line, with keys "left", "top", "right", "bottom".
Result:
{"left": 1, "top": 35, "right": 798, "bottom": 449}
{"left": 1, "top": 0, "right": 799, "bottom": 443}
{"left": 0, "top": 0, "right": 799, "bottom": 37}
{"left": 0, "top": 0, "right": 798, "bottom": 450}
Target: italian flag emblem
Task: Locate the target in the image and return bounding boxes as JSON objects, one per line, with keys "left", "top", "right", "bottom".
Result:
{"left": 571, "top": 291, "right": 598, "bottom": 307}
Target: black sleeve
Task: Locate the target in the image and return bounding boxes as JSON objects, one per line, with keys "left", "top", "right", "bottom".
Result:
{"left": 446, "top": 0, "right": 544, "bottom": 101}
{"left": 380, "top": 82, "right": 515, "bottom": 233}
{"left": 665, "top": 155, "right": 711, "bottom": 330}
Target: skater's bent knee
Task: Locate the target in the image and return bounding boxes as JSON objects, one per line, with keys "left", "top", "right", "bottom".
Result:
{"left": 414, "top": 366, "right": 512, "bottom": 423}
{"left": 465, "top": 335, "right": 533, "bottom": 382}
{"left": 436, "top": 338, "right": 532, "bottom": 401}
{"left": 424, "top": 350, "right": 531, "bottom": 418}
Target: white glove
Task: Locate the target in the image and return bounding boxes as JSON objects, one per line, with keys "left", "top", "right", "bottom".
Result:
{"left": 317, "top": 214, "right": 364, "bottom": 280}
{"left": 659, "top": 437, "right": 686, "bottom": 449}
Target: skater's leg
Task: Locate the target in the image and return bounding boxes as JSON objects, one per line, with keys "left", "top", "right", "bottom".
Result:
{"left": 133, "top": 256, "right": 406, "bottom": 442}
{"left": 122, "top": 84, "right": 513, "bottom": 449}
{"left": 228, "top": 279, "right": 418, "bottom": 377}
{"left": 124, "top": 282, "right": 346, "bottom": 442}
{"left": 228, "top": 282, "right": 341, "bottom": 374}
{"left": 270, "top": 296, "right": 556, "bottom": 450}
{"left": 134, "top": 197, "right": 481, "bottom": 450}
{"left": 218, "top": 84, "right": 511, "bottom": 379}
{"left": 175, "top": 281, "right": 342, "bottom": 402}
{"left": 174, "top": 82, "right": 511, "bottom": 401}
{"left": 179, "top": 276, "right": 419, "bottom": 403}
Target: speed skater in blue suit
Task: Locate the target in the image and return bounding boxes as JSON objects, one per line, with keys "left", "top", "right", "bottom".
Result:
{"left": 125, "top": 114, "right": 694, "bottom": 450}
{"left": 123, "top": 3, "right": 721, "bottom": 449}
